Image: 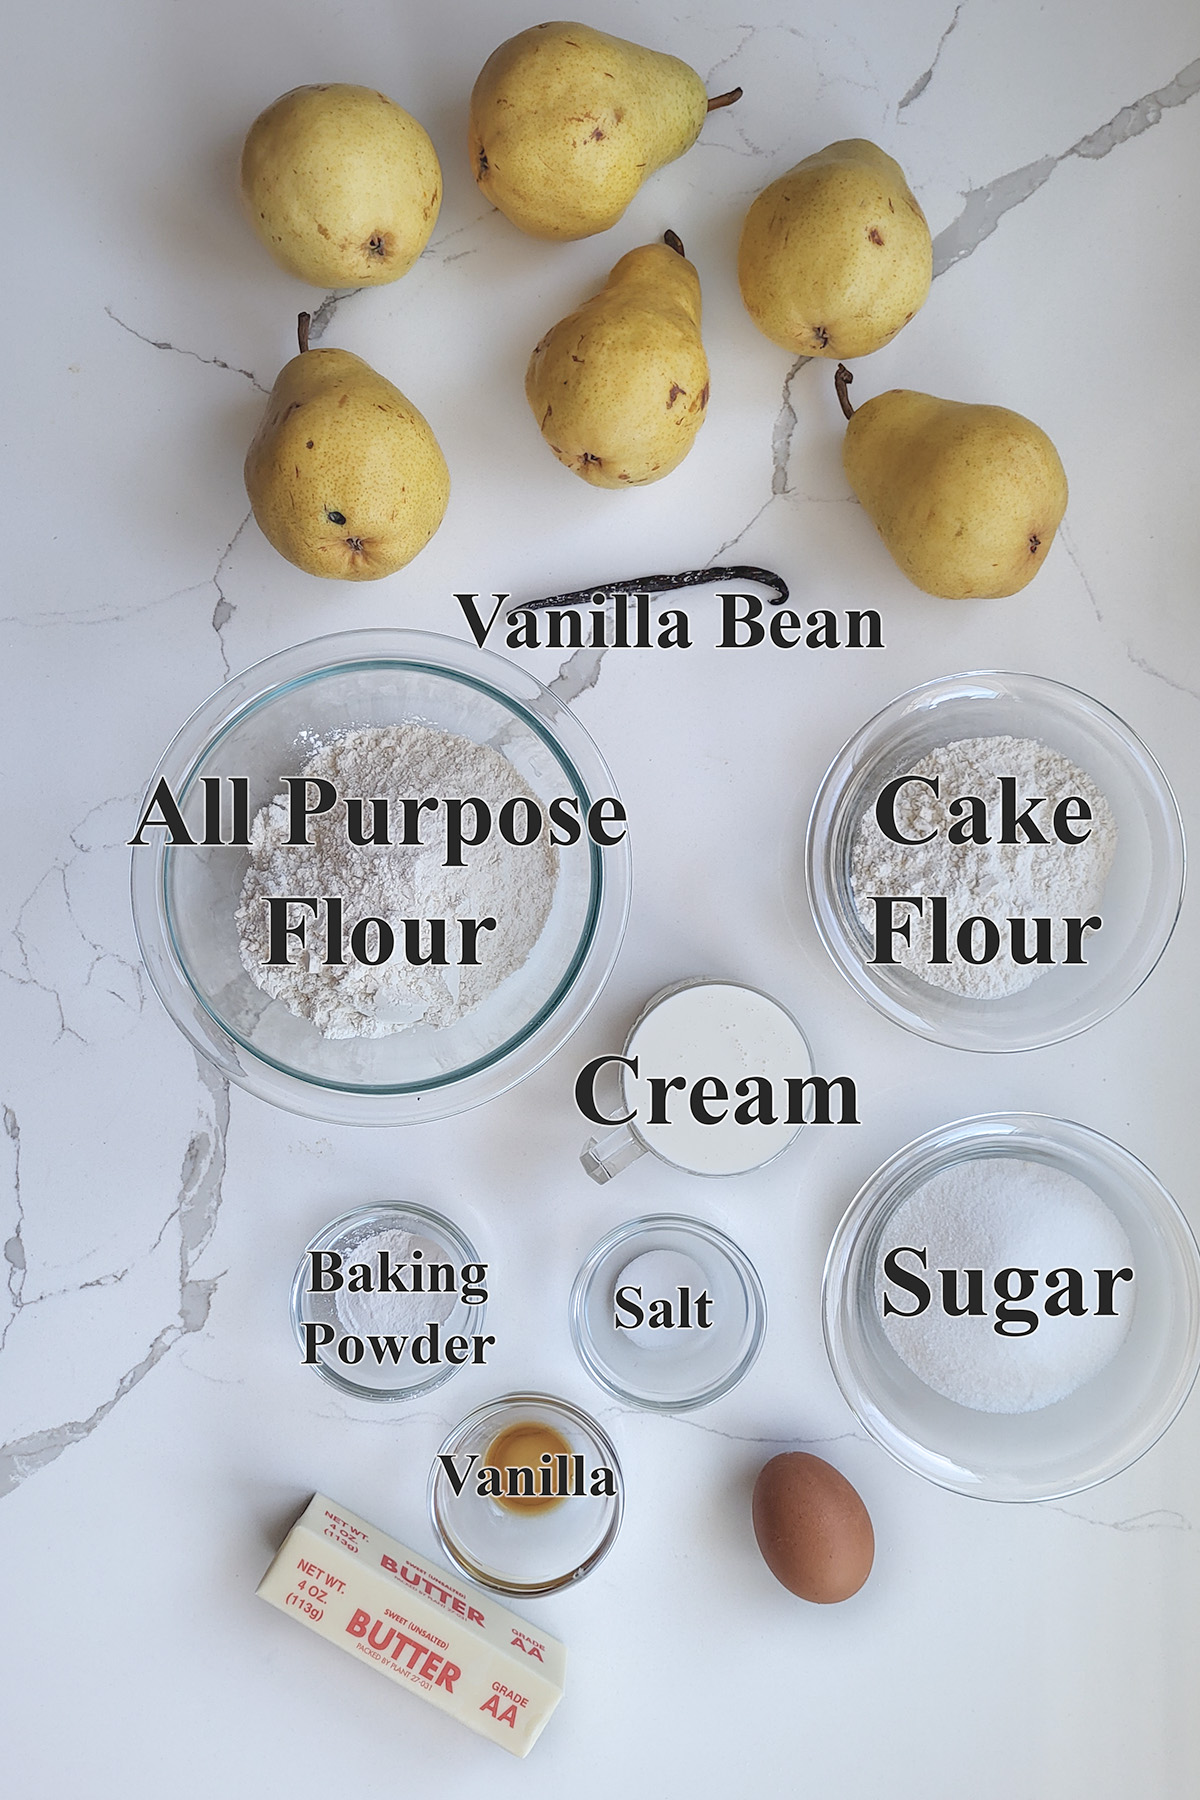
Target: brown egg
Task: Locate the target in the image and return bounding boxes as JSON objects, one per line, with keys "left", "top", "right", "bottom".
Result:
{"left": 751, "top": 1452, "right": 874, "bottom": 1603}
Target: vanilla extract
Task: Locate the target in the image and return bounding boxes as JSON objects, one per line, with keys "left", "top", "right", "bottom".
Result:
{"left": 439, "top": 1421, "right": 618, "bottom": 1510}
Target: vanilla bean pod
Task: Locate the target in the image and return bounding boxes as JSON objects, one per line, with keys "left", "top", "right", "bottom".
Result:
{"left": 521, "top": 564, "right": 789, "bottom": 612}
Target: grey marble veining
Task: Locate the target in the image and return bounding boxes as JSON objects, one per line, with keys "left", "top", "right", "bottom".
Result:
{"left": 3, "top": 2, "right": 1199, "bottom": 1793}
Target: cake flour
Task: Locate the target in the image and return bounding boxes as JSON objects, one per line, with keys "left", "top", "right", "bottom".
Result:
{"left": 850, "top": 734, "right": 1117, "bottom": 998}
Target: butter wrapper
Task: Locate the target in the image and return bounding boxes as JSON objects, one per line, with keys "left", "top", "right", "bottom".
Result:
{"left": 257, "top": 1493, "right": 565, "bottom": 1756}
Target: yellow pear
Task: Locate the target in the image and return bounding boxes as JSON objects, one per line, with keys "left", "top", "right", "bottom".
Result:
{"left": 739, "top": 140, "right": 931, "bottom": 358}
{"left": 240, "top": 85, "right": 441, "bottom": 287}
{"left": 837, "top": 368, "right": 1068, "bottom": 599}
{"left": 525, "top": 233, "right": 709, "bottom": 487}
{"left": 470, "top": 22, "right": 741, "bottom": 240}
{"left": 244, "top": 315, "right": 449, "bottom": 581}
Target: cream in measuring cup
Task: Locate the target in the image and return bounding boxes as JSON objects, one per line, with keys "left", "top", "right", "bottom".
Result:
{"left": 578, "top": 979, "right": 816, "bottom": 1181}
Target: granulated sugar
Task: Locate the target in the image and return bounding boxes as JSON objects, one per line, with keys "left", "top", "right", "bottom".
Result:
{"left": 879, "top": 1157, "right": 1134, "bottom": 1414}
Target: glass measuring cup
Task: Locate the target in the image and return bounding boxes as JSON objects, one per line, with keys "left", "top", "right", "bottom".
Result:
{"left": 580, "top": 978, "right": 814, "bottom": 1182}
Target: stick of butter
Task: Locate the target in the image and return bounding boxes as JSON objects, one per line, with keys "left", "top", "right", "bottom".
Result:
{"left": 257, "top": 1493, "right": 566, "bottom": 1757}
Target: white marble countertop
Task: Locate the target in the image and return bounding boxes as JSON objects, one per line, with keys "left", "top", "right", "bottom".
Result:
{"left": 4, "top": 1, "right": 1200, "bottom": 1791}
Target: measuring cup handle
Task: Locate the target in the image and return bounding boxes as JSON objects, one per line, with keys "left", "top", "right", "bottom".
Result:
{"left": 580, "top": 1123, "right": 646, "bottom": 1184}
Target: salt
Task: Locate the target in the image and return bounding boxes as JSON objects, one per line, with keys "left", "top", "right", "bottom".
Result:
{"left": 879, "top": 1158, "right": 1133, "bottom": 1414}
{"left": 613, "top": 1249, "right": 710, "bottom": 1348}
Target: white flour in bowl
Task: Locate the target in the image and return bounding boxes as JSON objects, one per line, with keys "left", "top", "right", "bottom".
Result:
{"left": 236, "top": 724, "right": 558, "bottom": 1038}
{"left": 850, "top": 735, "right": 1117, "bottom": 999}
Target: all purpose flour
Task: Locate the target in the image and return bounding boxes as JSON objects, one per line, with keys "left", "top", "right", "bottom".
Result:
{"left": 236, "top": 724, "right": 558, "bottom": 1038}
{"left": 850, "top": 734, "right": 1117, "bottom": 999}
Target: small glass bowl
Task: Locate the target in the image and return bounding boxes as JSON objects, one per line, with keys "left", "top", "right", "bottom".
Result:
{"left": 131, "top": 629, "right": 631, "bottom": 1124}
{"left": 569, "top": 1215, "right": 767, "bottom": 1410}
{"left": 805, "top": 671, "right": 1185, "bottom": 1051}
{"left": 429, "top": 1394, "right": 623, "bottom": 1596}
{"left": 822, "top": 1114, "right": 1200, "bottom": 1501}
{"left": 290, "top": 1203, "right": 486, "bottom": 1402}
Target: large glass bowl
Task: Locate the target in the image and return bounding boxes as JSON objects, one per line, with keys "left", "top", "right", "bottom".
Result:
{"left": 805, "top": 672, "right": 1185, "bottom": 1051}
{"left": 131, "top": 630, "right": 631, "bottom": 1124}
{"left": 822, "top": 1114, "right": 1200, "bottom": 1501}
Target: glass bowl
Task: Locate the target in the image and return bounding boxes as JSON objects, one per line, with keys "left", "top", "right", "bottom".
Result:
{"left": 822, "top": 1114, "right": 1200, "bottom": 1501}
{"left": 805, "top": 671, "right": 1185, "bottom": 1051}
{"left": 290, "top": 1202, "right": 487, "bottom": 1402}
{"left": 429, "top": 1394, "right": 623, "bottom": 1596}
{"left": 131, "top": 630, "right": 631, "bottom": 1123}
{"left": 569, "top": 1215, "right": 767, "bottom": 1410}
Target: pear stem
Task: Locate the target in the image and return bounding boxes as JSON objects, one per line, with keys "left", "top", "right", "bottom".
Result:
{"left": 835, "top": 363, "right": 855, "bottom": 421}
{"left": 663, "top": 229, "right": 686, "bottom": 258}
{"left": 707, "top": 87, "right": 743, "bottom": 111}
{"left": 521, "top": 565, "right": 790, "bottom": 613}
{"left": 297, "top": 312, "right": 312, "bottom": 355}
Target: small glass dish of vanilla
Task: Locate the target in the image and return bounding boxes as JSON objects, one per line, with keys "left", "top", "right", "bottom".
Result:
{"left": 428, "top": 1394, "right": 623, "bottom": 1595}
